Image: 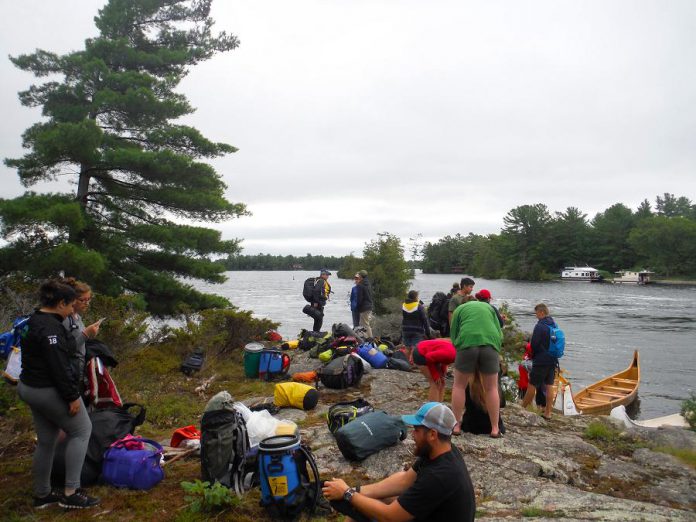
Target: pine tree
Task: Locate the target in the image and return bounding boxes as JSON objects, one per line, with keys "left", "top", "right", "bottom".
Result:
{"left": 1, "top": 0, "right": 246, "bottom": 315}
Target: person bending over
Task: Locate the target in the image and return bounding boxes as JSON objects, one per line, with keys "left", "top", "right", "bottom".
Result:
{"left": 322, "top": 402, "right": 475, "bottom": 522}
{"left": 413, "top": 339, "right": 455, "bottom": 402}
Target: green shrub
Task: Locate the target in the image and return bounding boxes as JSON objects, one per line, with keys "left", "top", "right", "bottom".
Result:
{"left": 681, "top": 394, "right": 696, "bottom": 431}
{"left": 653, "top": 446, "right": 696, "bottom": 468}
{"left": 172, "top": 308, "right": 278, "bottom": 356}
{"left": 181, "top": 480, "right": 240, "bottom": 513}
{"left": 584, "top": 421, "right": 617, "bottom": 441}
{"left": 87, "top": 293, "right": 151, "bottom": 353}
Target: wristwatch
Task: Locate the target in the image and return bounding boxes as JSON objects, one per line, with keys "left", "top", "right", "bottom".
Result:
{"left": 343, "top": 487, "right": 357, "bottom": 502}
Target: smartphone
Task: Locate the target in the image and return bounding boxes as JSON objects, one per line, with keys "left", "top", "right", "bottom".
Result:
{"left": 97, "top": 317, "right": 107, "bottom": 325}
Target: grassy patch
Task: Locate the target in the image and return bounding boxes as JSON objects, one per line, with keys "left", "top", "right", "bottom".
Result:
{"left": 653, "top": 446, "right": 696, "bottom": 468}
{"left": 582, "top": 421, "right": 648, "bottom": 457}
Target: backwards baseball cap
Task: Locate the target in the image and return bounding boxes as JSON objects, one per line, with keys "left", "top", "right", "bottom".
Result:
{"left": 320, "top": 269, "right": 332, "bottom": 276}
{"left": 475, "top": 289, "right": 492, "bottom": 300}
{"left": 402, "top": 402, "right": 456, "bottom": 435}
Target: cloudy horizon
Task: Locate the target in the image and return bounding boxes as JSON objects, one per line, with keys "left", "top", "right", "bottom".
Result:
{"left": 2, "top": 0, "right": 694, "bottom": 257}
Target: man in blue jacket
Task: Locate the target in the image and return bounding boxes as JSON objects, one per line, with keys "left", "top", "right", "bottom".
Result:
{"left": 355, "top": 270, "right": 374, "bottom": 337}
{"left": 521, "top": 303, "right": 558, "bottom": 420}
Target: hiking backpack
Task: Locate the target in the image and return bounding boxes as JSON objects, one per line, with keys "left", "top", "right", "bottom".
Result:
{"left": 302, "top": 277, "right": 320, "bottom": 303}
{"left": 200, "top": 407, "right": 250, "bottom": 496}
{"left": 326, "top": 398, "right": 374, "bottom": 434}
{"left": 317, "top": 354, "right": 364, "bottom": 389}
{"left": 547, "top": 323, "right": 566, "bottom": 358}
{"left": 427, "top": 292, "right": 449, "bottom": 331}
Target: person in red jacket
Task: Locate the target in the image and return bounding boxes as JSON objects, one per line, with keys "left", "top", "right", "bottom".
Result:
{"left": 413, "top": 339, "right": 456, "bottom": 402}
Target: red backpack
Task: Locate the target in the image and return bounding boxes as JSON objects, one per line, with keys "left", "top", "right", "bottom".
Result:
{"left": 85, "top": 356, "right": 123, "bottom": 409}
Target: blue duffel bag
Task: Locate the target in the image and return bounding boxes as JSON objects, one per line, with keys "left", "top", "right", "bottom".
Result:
{"left": 356, "top": 343, "right": 388, "bottom": 369}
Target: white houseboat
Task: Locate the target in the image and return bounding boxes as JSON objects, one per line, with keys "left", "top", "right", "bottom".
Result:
{"left": 560, "top": 266, "right": 603, "bottom": 282}
{"left": 613, "top": 270, "right": 654, "bottom": 285}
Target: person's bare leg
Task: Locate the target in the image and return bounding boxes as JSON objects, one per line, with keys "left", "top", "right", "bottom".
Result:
{"left": 521, "top": 384, "right": 537, "bottom": 408}
{"left": 438, "top": 380, "right": 445, "bottom": 403}
{"left": 418, "top": 367, "right": 439, "bottom": 402}
{"left": 483, "top": 372, "right": 501, "bottom": 436}
{"left": 544, "top": 384, "right": 554, "bottom": 419}
{"left": 451, "top": 370, "right": 472, "bottom": 433}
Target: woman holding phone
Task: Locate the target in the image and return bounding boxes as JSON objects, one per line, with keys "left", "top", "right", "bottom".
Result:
{"left": 61, "top": 278, "right": 102, "bottom": 392}
{"left": 18, "top": 279, "right": 99, "bottom": 509}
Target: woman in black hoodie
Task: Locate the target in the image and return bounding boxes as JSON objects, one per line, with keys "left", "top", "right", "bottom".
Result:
{"left": 18, "top": 280, "right": 99, "bottom": 510}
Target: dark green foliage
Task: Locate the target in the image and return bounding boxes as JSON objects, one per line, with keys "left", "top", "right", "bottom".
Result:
{"left": 182, "top": 480, "right": 240, "bottom": 513}
{"left": 224, "top": 253, "right": 348, "bottom": 271}
{"left": 629, "top": 217, "right": 696, "bottom": 277}
{"left": 362, "top": 232, "right": 412, "bottom": 314}
{"left": 681, "top": 394, "right": 696, "bottom": 431}
{"left": 420, "top": 194, "right": 696, "bottom": 279}
{"left": 2, "top": 0, "right": 246, "bottom": 314}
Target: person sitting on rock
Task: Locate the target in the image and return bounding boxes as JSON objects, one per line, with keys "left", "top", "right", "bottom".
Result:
{"left": 322, "top": 402, "right": 475, "bottom": 522}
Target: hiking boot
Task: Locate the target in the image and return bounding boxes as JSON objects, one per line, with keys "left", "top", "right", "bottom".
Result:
{"left": 33, "top": 491, "right": 62, "bottom": 509}
{"left": 59, "top": 489, "right": 100, "bottom": 509}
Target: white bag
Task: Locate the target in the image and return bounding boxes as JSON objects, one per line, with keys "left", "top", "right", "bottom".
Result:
{"left": 3, "top": 347, "right": 21, "bottom": 383}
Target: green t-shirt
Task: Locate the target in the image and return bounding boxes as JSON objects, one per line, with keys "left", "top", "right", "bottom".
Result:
{"left": 450, "top": 301, "right": 503, "bottom": 351}
{"left": 448, "top": 293, "right": 467, "bottom": 314}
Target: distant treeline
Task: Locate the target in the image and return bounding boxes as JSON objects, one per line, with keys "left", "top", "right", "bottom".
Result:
{"left": 222, "top": 253, "right": 347, "bottom": 271}
{"left": 421, "top": 193, "right": 696, "bottom": 279}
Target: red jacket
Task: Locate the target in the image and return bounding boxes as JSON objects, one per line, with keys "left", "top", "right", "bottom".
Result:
{"left": 518, "top": 342, "right": 532, "bottom": 390}
{"left": 416, "top": 339, "right": 456, "bottom": 381}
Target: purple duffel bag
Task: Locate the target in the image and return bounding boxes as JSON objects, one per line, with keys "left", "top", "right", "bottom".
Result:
{"left": 102, "top": 435, "right": 164, "bottom": 490}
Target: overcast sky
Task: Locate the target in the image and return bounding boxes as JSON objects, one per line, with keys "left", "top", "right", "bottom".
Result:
{"left": 2, "top": 1, "right": 695, "bottom": 256}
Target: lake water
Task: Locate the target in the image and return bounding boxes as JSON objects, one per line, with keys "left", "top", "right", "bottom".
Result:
{"left": 196, "top": 270, "right": 696, "bottom": 419}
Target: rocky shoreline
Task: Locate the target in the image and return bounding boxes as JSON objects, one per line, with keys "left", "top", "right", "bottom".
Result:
{"left": 269, "top": 349, "right": 696, "bottom": 521}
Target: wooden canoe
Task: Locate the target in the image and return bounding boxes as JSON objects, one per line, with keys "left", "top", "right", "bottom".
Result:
{"left": 573, "top": 350, "right": 640, "bottom": 415}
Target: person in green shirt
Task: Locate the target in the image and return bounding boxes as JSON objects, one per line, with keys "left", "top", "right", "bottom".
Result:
{"left": 450, "top": 300, "right": 503, "bottom": 437}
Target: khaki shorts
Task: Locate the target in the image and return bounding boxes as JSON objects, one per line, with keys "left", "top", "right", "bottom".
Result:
{"left": 454, "top": 345, "right": 499, "bottom": 374}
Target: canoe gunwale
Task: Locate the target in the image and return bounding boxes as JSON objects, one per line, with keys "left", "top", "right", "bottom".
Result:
{"left": 573, "top": 350, "right": 640, "bottom": 415}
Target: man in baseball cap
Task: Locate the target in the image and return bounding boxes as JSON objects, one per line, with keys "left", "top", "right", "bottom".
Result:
{"left": 322, "top": 402, "right": 475, "bottom": 521}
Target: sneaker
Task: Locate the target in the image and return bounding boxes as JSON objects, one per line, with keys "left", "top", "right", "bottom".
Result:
{"left": 59, "top": 489, "right": 100, "bottom": 509}
{"left": 33, "top": 491, "right": 62, "bottom": 509}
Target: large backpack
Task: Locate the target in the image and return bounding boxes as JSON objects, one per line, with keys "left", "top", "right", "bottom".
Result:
{"left": 200, "top": 407, "right": 250, "bottom": 496}
{"left": 334, "top": 411, "right": 407, "bottom": 461}
{"left": 548, "top": 323, "right": 566, "bottom": 358}
{"left": 297, "top": 329, "right": 332, "bottom": 354}
{"left": 258, "top": 349, "right": 291, "bottom": 381}
{"left": 52, "top": 403, "right": 146, "bottom": 487}
{"left": 326, "top": 398, "right": 374, "bottom": 434}
{"left": 302, "top": 277, "right": 320, "bottom": 302}
{"left": 317, "top": 354, "right": 364, "bottom": 389}
{"left": 427, "top": 292, "right": 449, "bottom": 331}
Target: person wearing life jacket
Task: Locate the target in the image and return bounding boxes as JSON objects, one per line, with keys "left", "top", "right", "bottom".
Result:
{"left": 310, "top": 269, "right": 332, "bottom": 331}
{"left": 413, "top": 338, "right": 456, "bottom": 402}
{"left": 401, "top": 290, "right": 432, "bottom": 363}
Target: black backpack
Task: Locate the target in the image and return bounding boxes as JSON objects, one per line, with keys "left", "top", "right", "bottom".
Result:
{"left": 428, "top": 292, "right": 450, "bottom": 330}
{"left": 181, "top": 350, "right": 205, "bottom": 376}
{"left": 200, "top": 408, "right": 250, "bottom": 496}
{"left": 317, "top": 354, "right": 364, "bottom": 389}
{"left": 51, "top": 403, "right": 146, "bottom": 487}
{"left": 302, "top": 277, "right": 319, "bottom": 302}
{"left": 326, "top": 398, "right": 374, "bottom": 434}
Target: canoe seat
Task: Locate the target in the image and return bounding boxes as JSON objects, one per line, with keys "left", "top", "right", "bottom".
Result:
{"left": 590, "top": 390, "right": 627, "bottom": 400}
{"left": 612, "top": 378, "right": 636, "bottom": 385}
{"left": 601, "top": 385, "right": 632, "bottom": 394}
{"left": 576, "top": 397, "right": 605, "bottom": 405}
